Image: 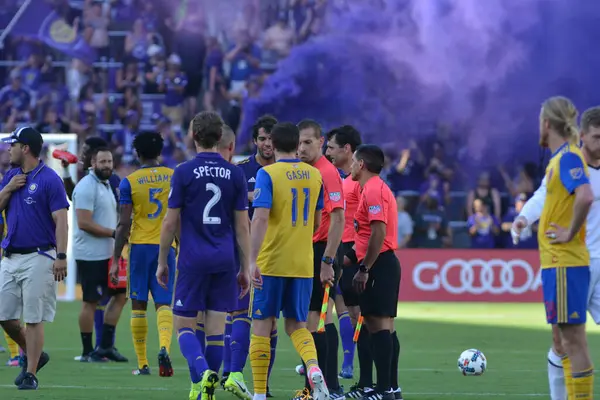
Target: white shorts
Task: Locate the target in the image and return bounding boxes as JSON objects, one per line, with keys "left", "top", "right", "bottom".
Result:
{"left": 588, "top": 258, "right": 600, "bottom": 324}
{"left": 0, "top": 251, "right": 57, "bottom": 324}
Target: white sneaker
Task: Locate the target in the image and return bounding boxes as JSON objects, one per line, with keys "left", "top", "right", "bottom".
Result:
{"left": 308, "top": 367, "right": 329, "bottom": 400}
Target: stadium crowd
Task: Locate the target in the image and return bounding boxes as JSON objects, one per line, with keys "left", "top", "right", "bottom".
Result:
{"left": 0, "top": 0, "right": 540, "bottom": 250}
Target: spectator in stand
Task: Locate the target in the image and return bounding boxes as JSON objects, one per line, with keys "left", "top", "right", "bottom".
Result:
{"left": 19, "top": 55, "right": 46, "bottom": 104}
{"left": 76, "top": 83, "right": 106, "bottom": 124}
{"left": 116, "top": 61, "right": 143, "bottom": 93}
{"left": 396, "top": 196, "right": 413, "bottom": 248}
{"left": 263, "top": 13, "right": 295, "bottom": 61}
{"left": 203, "top": 37, "right": 225, "bottom": 112}
{"left": 466, "top": 171, "right": 502, "bottom": 221}
{"left": 113, "top": 0, "right": 138, "bottom": 24}
{"left": 117, "top": 87, "right": 142, "bottom": 123}
{"left": 37, "top": 74, "right": 70, "bottom": 118}
{"left": 36, "top": 107, "right": 81, "bottom": 134}
{"left": 160, "top": 54, "right": 187, "bottom": 129}
{"left": 144, "top": 44, "right": 165, "bottom": 94}
{"left": 0, "top": 69, "right": 32, "bottom": 122}
{"left": 424, "top": 141, "right": 453, "bottom": 181}
{"left": 112, "top": 110, "right": 139, "bottom": 164}
{"left": 498, "top": 163, "right": 537, "bottom": 200}
{"left": 292, "top": 0, "right": 315, "bottom": 43}
{"left": 392, "top": 140, "right": 426, "bottom": 192}
{"left": 139, "top": 1, "right": 159, "bottom": 32}
{"left": 419, "top": 173, "right": 450, "bottom": 207}
{"left": 66, "top": 59, "right": 91, "bottom": 102}
{"left": 501, "top": 193, "right": 538, "bottom": 249}
{"left": 225, "top": 30, "right": 262, "bottom": 100}
{"left": 169, "top": 9, "right": 205, "bottom": 119}
{"left": 232, "top": 1, "right": 263, "bottom": 41}
{"left": 467, "top": 199, "right": 500, "bottom": 249}
{"left": 125, "top": 18, "right": 152, "bottom": 62}
{"left": 83, "top": 0, "right": 111, "bottom": 59}
{"left": 413, "top": 193, "right": 450, "bottom": 248}
{"left": 11, "top": 36, "right": 43, "bottom": 62}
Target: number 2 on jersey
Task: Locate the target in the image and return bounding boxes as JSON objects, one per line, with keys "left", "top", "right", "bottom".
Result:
{"left": 148, "top": 188, "right": 163, "bottom": 219}
{"left": 204, "top": 183, "right": 222, "bottom": 224}
{"left": 291, "top": 188, "right": 310, "bottom": 226}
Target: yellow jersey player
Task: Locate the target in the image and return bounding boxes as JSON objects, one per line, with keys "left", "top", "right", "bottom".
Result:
{"left": 249, "top": 122, "right": 330, "bottom": 400}
{"left": 110, "top": 132, "right": 176, "bottom": 377}
{"left": 539, "top": 96, "right": 594, "bottom": 399}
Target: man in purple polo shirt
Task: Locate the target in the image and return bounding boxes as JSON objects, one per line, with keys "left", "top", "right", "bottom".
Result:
{"left": 0, "top": 127, "right": 69, "bottom": 390}
{"left": 157, "top": 111, "right": 251, "bottom": 400}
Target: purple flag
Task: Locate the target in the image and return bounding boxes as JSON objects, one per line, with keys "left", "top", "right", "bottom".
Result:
{"left": 11, "top": 0, "right": 96, "bottom": 64}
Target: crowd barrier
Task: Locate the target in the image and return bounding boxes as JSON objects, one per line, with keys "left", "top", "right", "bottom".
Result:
{"left": 396, "top": 249, "right": 542, "bottom": 302}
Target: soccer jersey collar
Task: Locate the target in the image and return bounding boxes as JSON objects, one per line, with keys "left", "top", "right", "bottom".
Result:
{"left": 551, "top": 142, "right": 570, "bottom": 159}
{"left": 278, "top": 158, "right": 300, "bottom": 163}
{"left": 195, "top": 152, "right": 223, "bottom": 160}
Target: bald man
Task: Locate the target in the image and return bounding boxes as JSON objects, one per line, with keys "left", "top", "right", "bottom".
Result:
{"left": 218, "top": 125, "right": 236, "bottom": 162}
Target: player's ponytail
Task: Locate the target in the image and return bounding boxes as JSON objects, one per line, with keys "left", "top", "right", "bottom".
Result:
{"left": 565, "top": 122, "right": 580, "bottom": 146}
{"left": 541, "top": 96, "right": 580, "bottom": 145}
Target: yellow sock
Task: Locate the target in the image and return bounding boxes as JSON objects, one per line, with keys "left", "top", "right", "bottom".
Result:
{"left": 156, "top": 306, "right": 173, "bottom": 353}
{"left": 572, "top": 367, "right": 594, "bottom": 399}
{"left": 131, "top": 310, "right": 148, "bottom": 369}
{"left": 250, "top": 334, "right": 271, "bottom": 395}
{"left": 562, "top": 356, "right": 574, "bottom": 399}
{"left": 290, "top": 328, "right": 319, "bottom": 371}
{"left": 3, "top": 331, "right": 19, "bottom": 358}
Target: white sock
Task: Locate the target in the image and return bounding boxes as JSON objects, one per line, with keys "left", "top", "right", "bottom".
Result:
{"left": 547, "top": 348, "right": 567, "bottom": 400}
{"left": 253, "top": 394, "right": 267, "bottom": 400}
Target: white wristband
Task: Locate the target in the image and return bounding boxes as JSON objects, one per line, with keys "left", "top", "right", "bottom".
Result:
{"left": 61, "top": 166, "right": 71, "bottom": 179}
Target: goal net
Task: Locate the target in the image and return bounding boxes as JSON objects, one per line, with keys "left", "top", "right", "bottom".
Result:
{"left": 0, "top": 133, "right": 78, "bottom": 301}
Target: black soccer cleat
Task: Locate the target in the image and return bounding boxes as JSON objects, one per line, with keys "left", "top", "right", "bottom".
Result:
{"left": 132, "top": 365, "right": 151, "bottom": 375}
{"left": 393, "top": 388, "right": 402, "bottom": 400}
{"left": 158, "top": 347, "right": 173, "bottom": 377}
{"left": 358, "top": 392, "right": 395, "bottom": 400}
{"left": 266, "top": 385, "right": 274, "bottom": 398}
{"left": 80, "top": 352, "right": 107, "bottom": 363}
{"left": 17, "top": 372, "right": 38, "bottom": 390}
{"left": 94, "top": 347, "right": 128, "bottom": 362}
{"left": 14, "top": 352, "right": 49, "bottom": 386}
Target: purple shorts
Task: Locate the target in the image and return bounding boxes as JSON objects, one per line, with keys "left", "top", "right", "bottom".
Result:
{"left": 173, "top": 269, "right": 238, "bottom": 317}
{"left": 230, "top": 292, "right": 250, "bottom": 312}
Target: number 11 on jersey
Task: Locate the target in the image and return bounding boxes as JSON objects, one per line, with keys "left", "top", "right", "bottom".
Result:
{"left": 291, "top": 188, "right": 310, "bottom": 227}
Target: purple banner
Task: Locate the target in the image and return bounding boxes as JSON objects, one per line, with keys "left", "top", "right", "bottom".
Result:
{"left": 12, "top": 0, "right": 96, "bottom": 63}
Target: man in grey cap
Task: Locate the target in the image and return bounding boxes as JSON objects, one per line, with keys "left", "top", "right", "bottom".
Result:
{"left": 0, "top": 127, "right": 69, "bottom": 390}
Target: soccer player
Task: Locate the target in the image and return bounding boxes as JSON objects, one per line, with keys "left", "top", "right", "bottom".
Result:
{"left": 157, "top": 111, "right": 251, "bottom": 400}
{"left": 297, "top": 119, "right": 344, "bottom": 398}
{"left": 224, "top": 115, "right": 277, "bottom": 398}
{"left": 350, "top": 144, "right": 400, "bottom": 400}
{"left": 325, "top": 126, "right": 366, "bottom": 381}
{"left": 61, "top": 136, "right": 122, "bottom": 357}
{"left": 3, "top": 330, "right": 20, "bottom": 366}
{"left": 516, "top": 96, "right": 593, "bottom": 399}
{"left": 111, "top": 132, "right": 176, "bottom": 376}
{"left": 513, "top": 104, "right": 600, "bottom": 400}
{"left": 249, "top": 122, "right": 329, "bottom": 400}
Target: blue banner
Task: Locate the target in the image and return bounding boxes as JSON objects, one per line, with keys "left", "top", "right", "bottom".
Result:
{"left": 12, "top": 1, "right": 96, "bottom": 63}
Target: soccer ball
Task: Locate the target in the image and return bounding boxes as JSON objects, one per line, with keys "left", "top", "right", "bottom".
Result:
{"left": 457, "top": 349, "right": 487, "bottom": 376}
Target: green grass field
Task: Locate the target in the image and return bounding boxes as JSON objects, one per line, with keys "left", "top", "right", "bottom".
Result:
{"left": 2, "top": 302, "right": 600, "bottom": 399}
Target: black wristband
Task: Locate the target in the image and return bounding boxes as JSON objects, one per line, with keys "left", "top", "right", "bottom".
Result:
{"left": 346, "top": 248, "right": 358, "bottom": 265}
{"left": 57, "top": 253, "right": 67, "bottom": 260}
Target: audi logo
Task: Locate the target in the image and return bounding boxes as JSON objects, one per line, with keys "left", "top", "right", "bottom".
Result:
{"left": 413, "top": 258, "right": 542, "bottom": 295}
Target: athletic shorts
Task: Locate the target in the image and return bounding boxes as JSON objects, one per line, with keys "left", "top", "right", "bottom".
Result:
{"left": 588, "top": 258, "right": 600, "bottom": 324}
{"left": 310, "top": 241, "right": 340, "bottom": 312}
{"left": 542, "top": 266, "right": 589, "bottom": 325}
{"left": 339, "top": 241, "right": 360, "bottom": 307}
{"left": 359, "top": 250, "right": 401, "bottom": 318}
{"left": 78, "top": 259, "right": 126, "bottom": 303}
{"left": 231, "top": 292, "right": 250, "bottom": 312}
{"left": 128, "top": 244, "right": 176, "bottom": 305}
{"left": 250, "top": 276, "right": 313, "bottom": 321}
{"left": 173, "top": 269, "right": 238, "bottom": 317}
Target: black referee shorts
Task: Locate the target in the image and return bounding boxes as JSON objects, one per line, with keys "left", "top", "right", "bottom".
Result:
{"left": 77, "top": 259, "right": 126, "bottom": 303}
{"left": 339, "top": 241, "right": 360, "bottom": 307}
{"left": 359, "top": 250, "right": 401, "bottom": 318}
{"left": 309, "top": 241, "right": 341, "bottom": 312}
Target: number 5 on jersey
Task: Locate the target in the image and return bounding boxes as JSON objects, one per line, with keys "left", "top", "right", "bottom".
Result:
{"left": 291, "top": 188, "right": 310, "bottom": 226}
{"left": 148, "top": 188, "right": 163, "bottom": 219}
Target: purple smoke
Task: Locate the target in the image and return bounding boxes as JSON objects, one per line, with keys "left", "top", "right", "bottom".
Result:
{"left": 241, "top": 0, "right": 600, "bottom": 165}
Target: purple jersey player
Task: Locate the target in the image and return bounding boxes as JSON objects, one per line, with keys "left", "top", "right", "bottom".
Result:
{"left": 157, "top": 112, "right": 251, "bottom": 400}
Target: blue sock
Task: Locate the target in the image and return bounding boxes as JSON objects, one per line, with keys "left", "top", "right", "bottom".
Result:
{"left": 196, "top": 322, "right": 205, "bottom": 354}
{"left": 205, "top": 334, "right": 224, "bottom": 373}
{"left": 338, "top": 312, "right": 355, "bottom": 369}
{"left": 268, "top": 328, "right": 278, "bottom": 379}
{"left": 178, "top": 328, "right": 208, "bottom": 383}
{"left": 230, "top": 314, "right": 251, "bottom": 373}
{"left": 94, "top": 297, "right": 110, "bottom": 349}
{"left": 223, "top": 315, "right": 233, "bottom": 376}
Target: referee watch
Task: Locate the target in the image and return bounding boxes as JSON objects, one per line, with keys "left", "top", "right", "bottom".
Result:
{"left": 322, "top": 256, "right": 334, "bottom": 265}
{"left": 359, "top": 264, "right": 369, "bottom": 273}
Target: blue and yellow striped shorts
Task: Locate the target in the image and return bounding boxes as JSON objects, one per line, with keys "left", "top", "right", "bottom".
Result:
{"left": 542, "top": 266, "right": 590, "bottom": 324}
